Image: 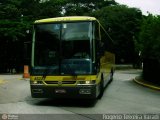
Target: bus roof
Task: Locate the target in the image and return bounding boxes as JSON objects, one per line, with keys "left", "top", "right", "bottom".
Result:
{"left": 34, "top": 16, "right": 97, "bottom": 23}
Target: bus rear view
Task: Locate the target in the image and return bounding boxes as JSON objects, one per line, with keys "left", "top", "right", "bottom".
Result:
{"left": 30, "top": 16, "right": 115, "bottom": 99}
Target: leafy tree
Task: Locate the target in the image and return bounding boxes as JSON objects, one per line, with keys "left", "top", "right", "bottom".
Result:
{"left": 0, "top": 0, "right": 69, "bottom": 72}
{"left": 39, "top": 0, "right": 67, "bottom": 18}
{"left": 139, "top": 15, "right": 160, "bottom": 59}
{"left": 0, "top": 0, "right": 34, "bottom": 72}
{"left": 91, "top": 5, "right": 142, "bottom": 64}
{"left": 63, "top": 0, "right": 117, "bottom": 16}
{"left": 139, "top": 15, "right": 160, "bottom": 84}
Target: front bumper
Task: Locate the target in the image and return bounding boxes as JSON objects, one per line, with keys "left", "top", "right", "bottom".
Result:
{"left": 30, "top": 84, "right": 98, "bottom": 99}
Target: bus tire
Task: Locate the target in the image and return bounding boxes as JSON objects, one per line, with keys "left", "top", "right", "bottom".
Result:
{"left": 97, "top": 74, "right": 104, "bottom": 99}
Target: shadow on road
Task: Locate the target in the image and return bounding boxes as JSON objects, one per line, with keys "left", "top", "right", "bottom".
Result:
{"left": 26, "top": 97, "right": 97, "bottom": 108}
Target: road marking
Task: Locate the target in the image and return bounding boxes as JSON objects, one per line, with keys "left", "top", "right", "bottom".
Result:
{"left": 0, "top": 79, "right": 8, "bottom": 84}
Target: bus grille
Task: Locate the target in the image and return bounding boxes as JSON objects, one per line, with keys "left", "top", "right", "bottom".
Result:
{"left": 45, "top": 81, "right": 76, "bottom": 85}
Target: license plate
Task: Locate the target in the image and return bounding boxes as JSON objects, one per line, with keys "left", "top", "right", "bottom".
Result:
{"left": 55, "top": 89, "right": 66, "bottom": 94}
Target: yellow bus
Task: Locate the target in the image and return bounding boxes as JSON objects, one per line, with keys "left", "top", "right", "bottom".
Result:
{"left": 30, "top": 16, "right": 115, "bottom": 99}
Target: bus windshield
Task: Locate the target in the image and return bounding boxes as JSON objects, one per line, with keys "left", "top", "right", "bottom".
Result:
{"left": 33, "top": 22, "right": 92, "bottom": 75}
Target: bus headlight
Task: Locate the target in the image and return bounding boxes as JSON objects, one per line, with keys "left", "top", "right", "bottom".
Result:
{"left": 30, "top": 80, "right": 43, "bottom": 84}
{"left": 77, "top": 80, "right": 96, "bottom": 85}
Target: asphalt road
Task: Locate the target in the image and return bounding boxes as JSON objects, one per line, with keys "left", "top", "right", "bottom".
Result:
{"left": 0, "top": 69, "right": 160, "bottom": 120}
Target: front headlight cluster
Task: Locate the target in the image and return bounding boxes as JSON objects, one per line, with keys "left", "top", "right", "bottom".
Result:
{"left": 77, "top": 80, "right": 96, "bottom": 85}
{"left": 30, "top": 80, "right": 43, "bottom": 84}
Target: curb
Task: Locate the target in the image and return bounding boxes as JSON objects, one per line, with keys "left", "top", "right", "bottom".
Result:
{"left": 133, "top": 77, "right": 160, "bottom": 91}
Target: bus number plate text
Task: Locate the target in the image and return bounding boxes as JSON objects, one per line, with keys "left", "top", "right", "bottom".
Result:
{"left": 55, "top": 89, "right": 66, "bottom": 94}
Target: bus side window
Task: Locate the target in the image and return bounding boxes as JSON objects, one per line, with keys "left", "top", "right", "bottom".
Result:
{"left": 95, "top": 22, "right": 105, "bottom": 57}
{"left": 100, "top": 24, "right": 114, "bottom": 53}
{"left": 97, "top": 40, "right": 105, "bottom": 57}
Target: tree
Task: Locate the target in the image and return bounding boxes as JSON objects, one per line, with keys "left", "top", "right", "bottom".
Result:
{"left": 0, "top": 0, "right": 69, "bottom": 72}
{"left": 139, "top": 15, "right": 160, "bottom": 85}
{"left": 0, "top": 0, "right": 36, "bottom": 72}
{"left": 91, "top": 5, "right": 142, "bottom": 64}
{"left": 63, "top": 0, "right": 117, "bottom": 16}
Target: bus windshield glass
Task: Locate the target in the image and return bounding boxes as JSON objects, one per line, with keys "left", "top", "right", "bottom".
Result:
{"left": 34, "top": 22, "right": 92, "bottom": 75}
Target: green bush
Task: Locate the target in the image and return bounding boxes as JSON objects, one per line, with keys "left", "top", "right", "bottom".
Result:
{"left": 139, "top": 15, "right": 160, "bottom": 85}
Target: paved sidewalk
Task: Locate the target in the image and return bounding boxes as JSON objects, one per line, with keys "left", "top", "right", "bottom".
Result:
{"left": 134, "top": 76, "right": 160, "bottom": 91}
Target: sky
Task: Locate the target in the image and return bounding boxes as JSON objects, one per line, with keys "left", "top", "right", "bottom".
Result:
{"left": 115, "top": 0, "right": 160, "bottom": 15}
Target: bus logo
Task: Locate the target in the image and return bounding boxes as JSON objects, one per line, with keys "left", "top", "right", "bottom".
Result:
{"left": 2, "top": 114, "right": 8, "bottom": 120}
{"left": 58, "top": 81, "right": 62, "bottom": 86}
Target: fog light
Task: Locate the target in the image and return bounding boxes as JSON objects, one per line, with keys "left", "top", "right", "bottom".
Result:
{"left": 79, "top": 89, "right": 91, "bottom": 94}
{"left": 32, "top": 89, "right": 43, "bottom": 93}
